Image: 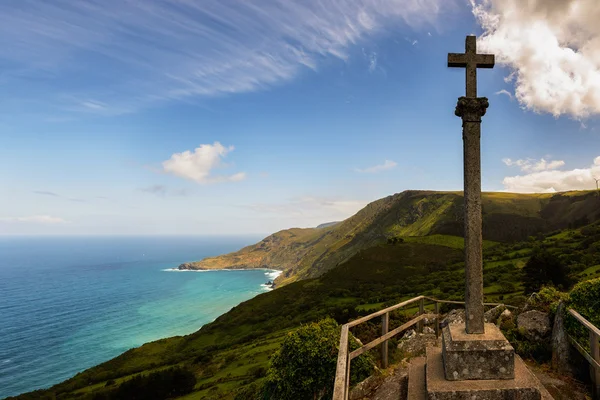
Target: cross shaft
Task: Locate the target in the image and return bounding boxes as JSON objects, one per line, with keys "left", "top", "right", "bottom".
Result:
{"left": 448, "top": 36, "right": 494, "bottom": 98}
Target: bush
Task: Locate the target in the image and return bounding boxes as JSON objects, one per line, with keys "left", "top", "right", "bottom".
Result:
{"left": 565, "top": 278, "right": 600, "bottom": 350}
{"left": 264, "top": 318, "right": 372, "bottom": 400}
{"left": 94, "top": 367, "right": 196, "bottom": 400}
{"left": 527, "top": 286, "right": 566, "bottom": 315}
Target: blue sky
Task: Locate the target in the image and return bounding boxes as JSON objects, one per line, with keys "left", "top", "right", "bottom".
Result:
{"left": 1, "top": 0, "right": 599, "bottom": 235}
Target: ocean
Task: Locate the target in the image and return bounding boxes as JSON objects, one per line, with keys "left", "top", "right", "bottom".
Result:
{"left": 0, "top": 235, "right": 273, "bottom": 399}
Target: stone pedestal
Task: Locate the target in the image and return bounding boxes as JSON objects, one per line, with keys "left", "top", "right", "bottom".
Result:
{"left": 427, "top": 347, "right": 542, "bottom": 400}
{"left": 442, "top": 323, "right": 515, "bottom": 380}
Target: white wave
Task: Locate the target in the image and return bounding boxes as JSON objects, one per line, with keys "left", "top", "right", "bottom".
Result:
{"left": 260, "top": 283, "right": 274, "bottom": 292}
{"left": 264, "top": 270, "right": 282, "bottom": 280}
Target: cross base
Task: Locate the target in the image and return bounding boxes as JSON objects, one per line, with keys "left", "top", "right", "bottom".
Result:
{"left": 426, "top": 347, "right": 542, "bottom": 400}
{"left": 442, "top": 323, "right": 515, "bottom": 380}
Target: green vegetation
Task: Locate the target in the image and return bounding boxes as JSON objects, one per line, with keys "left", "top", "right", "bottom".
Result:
{"left": 263, "top": 318, "right": 372, "bottom": 400}
{"left": 10, "top": 190, "right": 600, "bottom": 400}
{"left": 565, "top": 278, "right": 600, "bottom": 352}
{"left": 92, "top": 367, "right": 196, "bottom": 400}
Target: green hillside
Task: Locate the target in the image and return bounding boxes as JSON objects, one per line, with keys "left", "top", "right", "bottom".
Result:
{"left": 12, "top": 190, "right": 600, "bottom": 400}
{"left": 180, "top": 190, "right": 600, "bottom": 285}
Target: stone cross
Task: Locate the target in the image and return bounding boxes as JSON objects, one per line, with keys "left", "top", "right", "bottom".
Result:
{"left": 448, "top": 36, "right": 495, "bottom": 334}
{"left": 448, "top": 35, "right": 494, "bottom": 98}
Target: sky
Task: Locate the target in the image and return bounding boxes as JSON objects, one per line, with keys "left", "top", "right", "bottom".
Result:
{"left": 1, "top": 0, "right": 600, "bottom": 235}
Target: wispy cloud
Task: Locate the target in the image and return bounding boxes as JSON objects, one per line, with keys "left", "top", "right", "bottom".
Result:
{"left": 502, "top": 157, "right": 565, "bottom": 173}
{"left": 162, "top": 142, "right": 245, "bottom": 184}
{"left": 355, "top": 160, "right": 397, "bottom": 173}
{"left": 33, "top": 191, "right": 59, "bottom": 197}
{"left": 502, "top": 155, "right": 600, "bottom": 192}
{"left": 0, "top": 215, "right": 68, "bottom": 224}
{"left": 0, "top": 0, "right": 449, "bottom": 114}
{"left": 139, "top": 185, "right": 190, "bottom": 197}
{"left": 33, "top": 190, "right": 88, "bottom": 203}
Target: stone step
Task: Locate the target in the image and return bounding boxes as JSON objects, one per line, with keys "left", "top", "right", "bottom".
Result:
{"left": 407, "top": 357, "right": 426, "bottom": 400}
{"left": 426, "top": 346, "right": 545, "bottom": 400}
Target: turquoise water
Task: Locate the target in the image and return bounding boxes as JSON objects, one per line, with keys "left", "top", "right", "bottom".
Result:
{"left": 0, "top": 235, "right": 271, "bottom": 399}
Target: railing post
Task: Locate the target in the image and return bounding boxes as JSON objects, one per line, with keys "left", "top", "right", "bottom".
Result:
{"left": 591, "top": 331, "right": 600, "bottom": 399}
{"left": 345, "top": 356, "right": 351, "bottom": 400}
{"left": 434, "top": 301, "right": 440, "bottom": 338}
{"left": 417, "top": 297, "right": 425, "bottom": 333}
{"left": 333, "top": 325, "right": 349, "bottom": 400}
{"left": 381, "top": 312, "right": 389, "bottom": 369}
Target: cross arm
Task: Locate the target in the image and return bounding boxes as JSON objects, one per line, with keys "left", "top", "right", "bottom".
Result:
{"left": 448, "top": 53, "right": 466, "bottom": 67}
{"left": 475, "top": 54, "right": 495, "bottom": 68}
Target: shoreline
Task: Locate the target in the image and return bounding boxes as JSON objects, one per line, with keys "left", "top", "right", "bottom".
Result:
{"left": 162, "top": 267, "right": 283, "bottom": 290}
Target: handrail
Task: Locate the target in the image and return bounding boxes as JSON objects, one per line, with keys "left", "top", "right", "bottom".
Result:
{"left": 423, "top": 296, "right": 519, "bottom": 309}
{"left": 569, "top": 309, "right": 600, "bottom": 338}
{"left": 346, "top": 296, "right": 424, "bottom": 327}
{"left": 332, "top": 295, "right": 509, "bottom": 400}
{"left": 566, "top": 308, "right": 600, "bottom": 399}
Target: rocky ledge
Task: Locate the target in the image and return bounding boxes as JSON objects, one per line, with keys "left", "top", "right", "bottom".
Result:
{"left": 177, "top": 263, "right": 208, "bottom": 270}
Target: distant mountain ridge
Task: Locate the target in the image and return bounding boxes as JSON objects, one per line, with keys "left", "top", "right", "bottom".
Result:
{"left": 316, "top": 221, "right": 340, "bottom": 229}
{"left": 178, "top": 190, "right": 600, "bottom": 285}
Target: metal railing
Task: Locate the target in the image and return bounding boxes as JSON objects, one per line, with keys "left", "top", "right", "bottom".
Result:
{"left": 567, "top": 309, "right": 600, "bottom": 399}
{"left": 333, "top": 296, "right": 511, "bottom": 400}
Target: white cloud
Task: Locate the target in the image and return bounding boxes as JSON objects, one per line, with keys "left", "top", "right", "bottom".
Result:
{"left": 139, "top": 185, "right": 190, "bottom": 196}
{"left": 0, "top": 0, "right": 450, "bottom": 114}
{"left": 368, "top": 52, "right": 378, "bottom": 73}
{"left": 162, "top": 142, "right": 245, "bottom": 184}
{"left": 502, "top": 157, "right": 565, "bottom": 172}
{"left": 0, "top": 215, "right": 68, "bottom": 224}
{"left": 495, "top": 89, "right": 513, "bottom": 100}
{"left": 502, "top": 155, "right": 600, "bottom": 192}
{"left": 471, "top": 0, "right": 600, "bottom": 118}
{"left": 355, "top": 160, "right": 397, "bottom": 173}
{"left": 247, "top": 197, "right": 368, "bottom": 219}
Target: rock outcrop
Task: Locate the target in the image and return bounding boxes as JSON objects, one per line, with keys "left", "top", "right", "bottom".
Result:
{"left": 517, "top": 310, "right": 551, "bottom": 341}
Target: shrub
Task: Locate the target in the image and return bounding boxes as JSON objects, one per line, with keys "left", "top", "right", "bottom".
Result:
{"left": 527, "top": 286, "right": 567, "bottom": 315}
{"left": 264, "top": 318, "right": 372, "bottom": 400}
{"left": 565, "top": 278, "right": 600, "bottom": 350}
{"left": 95, "top": 367, "right": 196, "bottom": 400}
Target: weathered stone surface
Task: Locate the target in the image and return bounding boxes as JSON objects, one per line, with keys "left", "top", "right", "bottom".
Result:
{"left": 407, "top": 357, "right": 426, "bottom": 400}
{"left": 447, "top": 35, "right": 495, "bottom": 98}
{"left": 518, "top": 310, "right": 551, "bottom": 341}
{"left": 551, "top": 302, "right": 584, "bottom": 377}
{"left": 423, "top": 326, "right": 435, "bottom": 335}
{"left": 442, "top": 323, "right": 515, "bottom": 380}
{"left": 427, "top": 346, "right": 542, "bottom": 400}
{"left": 398, "top": 333, "right": 439, "bottom": 358}
{"left": 349, "top": 363, "right": 409, "bottom": 400}
{"left": 484, "top": 304, "right": 506, "bottom": 323}
{"left": 455, "top": 96, "right": 490, "bottom": 335}
{"left": 498, "top": 309, "right": 516, "bottom": 330}
{"left": 441, "top": 308, "right": 465, "bottom": 326}
{"left": 403, "top": 329, "right": 416, "bottom": 339}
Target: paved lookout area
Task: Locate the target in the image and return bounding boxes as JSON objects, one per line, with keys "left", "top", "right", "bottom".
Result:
{"left": 406, "top": 35, "right": 549, "bottom": 400}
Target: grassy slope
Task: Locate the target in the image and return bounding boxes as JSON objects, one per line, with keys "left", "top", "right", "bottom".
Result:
{"left": 179, "top": 191, "right": 600, "bottom": 286}
{"left": 15, "top": 218, "right": 600, "bottom": 400}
